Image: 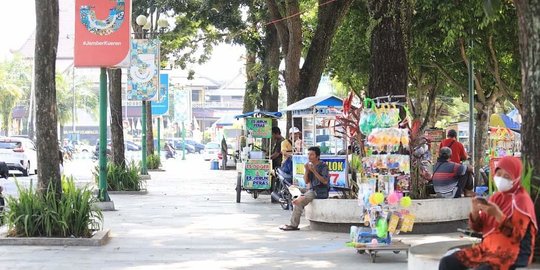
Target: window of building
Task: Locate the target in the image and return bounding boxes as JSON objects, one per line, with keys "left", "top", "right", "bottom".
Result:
{"left": 192, "top": 90, "right": 201, "bottom": 102}
{"left": 231, "top": 96, "right": 243, "bottom": 100}
{"left": 208, "top": 95, "right": 221, "bottom": 102}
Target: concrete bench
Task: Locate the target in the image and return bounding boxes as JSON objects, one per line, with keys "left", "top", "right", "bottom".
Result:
{"left": 408, "top": 240, "right": 473, "bottom": 269}
{"left": 305, "top": 197, "right": 472, "bottom": 233}
{"left": 408, "top": 240, "right": 534, "bottom": 269}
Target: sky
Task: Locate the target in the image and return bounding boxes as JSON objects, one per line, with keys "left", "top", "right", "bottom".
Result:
{"left": 0, "top": 1, "right": 36, "bottom": 61}
{"left": 0, "top": 0, "right": 245, "bottom": 82}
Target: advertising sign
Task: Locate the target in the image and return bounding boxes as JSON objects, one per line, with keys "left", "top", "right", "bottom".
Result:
{"left": 74, "top": 0, "right": 131, "bottom": 67}
{"left": 173, "top": 88, "right": 191, "bottom": 123}
{"left": 292, "top": 155, "right": 348, "bottom": 188}
{"left": 151, "top": 73, "right": 169, "bottom": 115}
{"left": 245, "top": 118, "right": 271, "bottom": 138}
{"left": 242, "top": 159, "right": 272, "bottom": 189}
{"left": 127, "top": 39, "right": 160, "bottom": 101}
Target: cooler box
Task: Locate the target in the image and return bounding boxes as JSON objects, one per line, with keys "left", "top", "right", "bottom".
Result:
{"left": 210, "top": 160, "right": 220, "bottom": 170}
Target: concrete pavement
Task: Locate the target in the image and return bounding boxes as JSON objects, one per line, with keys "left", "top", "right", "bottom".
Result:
{"left": 0, "top": 155, "right": 468, "bottom": 269}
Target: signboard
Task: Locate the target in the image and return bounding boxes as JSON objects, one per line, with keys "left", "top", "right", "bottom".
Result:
{"left": 74, "top": 0, "right": 131, "bottom": 67}
{"left": 425, "top": 129, "right": 445, "bottom": 142}
{"left": 151, "top": 73, "right": 169, "bottom": 115}
{"left": 242, "top": 159, "right": 272, "bottom": 189}
{"left": 246, "top": 118, "right": 272, "bottom": 138}
{"left": 173, "top": 88, "right": 191, "bottom": 123}
{"left": 127, "top": 39, "right": 160, "bottom": 101}
{"left": 292, "top": 155, "right": 348, "bottom": 188}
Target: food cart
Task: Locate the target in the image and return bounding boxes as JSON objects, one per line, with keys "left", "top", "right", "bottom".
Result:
{"left": 234, "top": 111, "right": 282, "bottom": 203}
{"left": 281, "top": 95, "right": 350, "bottom": 193}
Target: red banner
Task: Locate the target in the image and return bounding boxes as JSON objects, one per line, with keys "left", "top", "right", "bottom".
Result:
{"left": 74, "top": 0, "right": 131, "bottom": 67}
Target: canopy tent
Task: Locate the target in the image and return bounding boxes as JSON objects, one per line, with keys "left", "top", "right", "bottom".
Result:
{"left": 235, "top": 111, "right": 282, "bottom": 119}
{"left": 506, "top": 109, "right": 522, "bottom": 124}
{"left": 490, "top": 113, "right": 521, "bottom": 132}
{"left": 213, "top": 114, "right": 239, "bottom": 128}
{"left": 282, "top": 95, "right": 343, "bottom": 112}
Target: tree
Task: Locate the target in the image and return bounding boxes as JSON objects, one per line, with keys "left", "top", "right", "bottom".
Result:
{"left": 428, "top": 0, "right": 521, "bottom": 177}
{"left": 108, "top": 68, "right": 126, "bottom": 167}
{"left": 267, "top": 0, "right": 354, "bottom": 120}
{"left": 34, "top": 0, "right": 61, "bottom": 195}
{"left": 0, "top": 84, "right": 22, "bottom": 136}
{"left": 0, "top": 55, "right": 33, "bottom": 135}
{"left": 513, "top": 0, "right": 540, "bottom": 258}
{"left": 55, "top": 73, "right": 97, "bottom": 142}
{"left": 367, "top": 0, "right": 410, "bottom": 98}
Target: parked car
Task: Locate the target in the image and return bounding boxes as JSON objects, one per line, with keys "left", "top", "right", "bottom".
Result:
{"left": 170, "top": 140, "right": 196, "bottom": 154}
{"left": 125, "top": 141, "right": 142, "bottom": 151}
{"left": 203, "top": 142, "right": 221, "bottom": 161}
{"left": 0, "top": 137, "right": 38, "bottom": 176}
{"left": 185, "top": 139, "right": 205, "bottom": 153}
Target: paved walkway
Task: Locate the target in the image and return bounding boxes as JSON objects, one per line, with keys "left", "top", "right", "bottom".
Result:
{"left": 0, "top": 156, "right": 486, "bottom": 269}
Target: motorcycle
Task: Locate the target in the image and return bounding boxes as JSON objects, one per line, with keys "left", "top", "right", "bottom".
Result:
{"left": 271, "top": 168, "right": 295, "bottom": 210}
{"left": 165, "top": 148, "right": 176, "bottom": 159}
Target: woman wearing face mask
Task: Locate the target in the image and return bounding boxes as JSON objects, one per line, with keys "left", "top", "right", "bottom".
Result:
{"left": 439, "top": 156, "right": 537, "bottom": 270}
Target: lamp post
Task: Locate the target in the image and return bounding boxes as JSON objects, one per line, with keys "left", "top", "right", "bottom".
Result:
{"left": 135, "top": 15, "right": 150, "bottom": 175}
{"left": 135, "top": 14, "right": 168, "bottom": 173}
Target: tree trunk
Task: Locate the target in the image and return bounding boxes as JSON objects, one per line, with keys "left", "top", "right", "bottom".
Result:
{"left": 261, "top": 24, "right": 280, "bottom": 114}
{"left": 473, "top": 103, "right": 493, "bottom": 180}
{"left": 35, "top": 0, "right": 61, "bottom": 195}
{"left": 367, "top": 0, "right": 408, "bottom": 98}
{"left": 298, "top": 0, "right": 354, "bottom": 98}
{"left": 243, "top": 50, "right": 257, "bottom": 113}
{"left": 146, "top": 101, "right": 154, "bottom": 156}
{"left": 514, "top": 0, "right": 540, "bottom": 260}
{"left": 2, "top": 114, "right": 9, "bottom": 136}
{"left": 267, "top": 0, "right": 353, "bottom": 124}
{"left": 108, "top": 68, "right": 125, "bottom": 168}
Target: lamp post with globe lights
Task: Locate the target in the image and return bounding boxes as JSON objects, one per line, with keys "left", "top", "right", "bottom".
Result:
{"left": 134, "top": 14, "right": 169, "bottom": 174}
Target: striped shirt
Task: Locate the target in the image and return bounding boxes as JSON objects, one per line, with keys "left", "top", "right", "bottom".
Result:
{"left": 432, "top": 161, "right": 467, "bottom": 197}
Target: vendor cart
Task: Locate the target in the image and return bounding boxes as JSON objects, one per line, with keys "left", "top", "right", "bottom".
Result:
{"left": 234, "top": 111, "right": 282, "bottom": 203}
{"left": 355, "top": 240, "right": 410, "bottom": 263}
{"left": 281, "top": 95, "right": 351, "bottom": 195}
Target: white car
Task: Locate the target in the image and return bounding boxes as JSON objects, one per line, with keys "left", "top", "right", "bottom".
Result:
{"left": 203, "top": 142, "right": 220, "bottom": 161}
{"left": 0, "top": 137, "right": 38, "bottom": 176}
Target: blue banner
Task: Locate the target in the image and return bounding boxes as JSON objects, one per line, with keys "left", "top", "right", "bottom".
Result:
{"left": 151, "top": 73, "right": 169, "bottom": 115}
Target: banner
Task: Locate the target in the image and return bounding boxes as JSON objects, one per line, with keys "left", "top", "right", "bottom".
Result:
{"left": 127, "top": 39, "right": 160, "bottom": 101}
{"left": 174, "top": 88, "right": 191, "bottom": 124}
{"left": 245, "top": 118, "right": 271, "bottom": 138}
{"left": 151, "top": 74, "right": 169, "bottom": 115}
{"left": 74, "top": 0, "right": 131, "bottom": 67}
{"left": 242, "top": 159, "right": 272, "bottom": 189}
{"left": 292, "top": 155, "right": 348, "bottom": 188}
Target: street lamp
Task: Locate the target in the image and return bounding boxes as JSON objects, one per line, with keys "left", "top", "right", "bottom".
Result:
{"left": 135, "top": 14, "right": 169, "bottom": 174}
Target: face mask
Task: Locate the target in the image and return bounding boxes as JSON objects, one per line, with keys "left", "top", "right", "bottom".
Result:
{"left": 494, "top": 176, "right": 514, "bottom": 192}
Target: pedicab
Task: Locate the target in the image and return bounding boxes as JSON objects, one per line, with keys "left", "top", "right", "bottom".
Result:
{"left": 234, "top": 111, "right": 282, "bottom": 203}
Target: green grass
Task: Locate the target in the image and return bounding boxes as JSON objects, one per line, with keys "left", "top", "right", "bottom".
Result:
{"left": 4, "top": 176, "right": 103, "bottom": 238}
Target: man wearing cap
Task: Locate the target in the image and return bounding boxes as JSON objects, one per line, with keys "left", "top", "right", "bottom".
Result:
{"left": 431, "top": 147, "right": 475, "bottom": 198}
{"left": 439, "top": 129, "right": 468, "bottom": 163}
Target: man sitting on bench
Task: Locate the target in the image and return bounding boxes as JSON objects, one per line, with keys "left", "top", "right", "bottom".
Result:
{"left": 432, "top": 147, "right": 475, "bottom": 198}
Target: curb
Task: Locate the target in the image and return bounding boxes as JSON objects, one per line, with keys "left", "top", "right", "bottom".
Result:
{"left": 0, "top": 229, "right": 111, "bottom": 246}
{"left": 108, "top": 189, "right": 148, "bottom": 195}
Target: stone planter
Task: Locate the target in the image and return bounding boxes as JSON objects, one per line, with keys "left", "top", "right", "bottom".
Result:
{"left": 0, "top": 229, "right": 111, "bottom": 246}
{"left": 305, "top": 197, "right": 472, "bottom": 233}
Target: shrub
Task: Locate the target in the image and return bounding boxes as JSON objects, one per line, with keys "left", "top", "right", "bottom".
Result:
{"left": 4, "top": 176, "right": 103, "bottom": 238}
{"left": 147, "top": 154, "right": 161, "bottom": 170}
{"left": 93, "top": 161, "right": 144, "bottom": 191}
